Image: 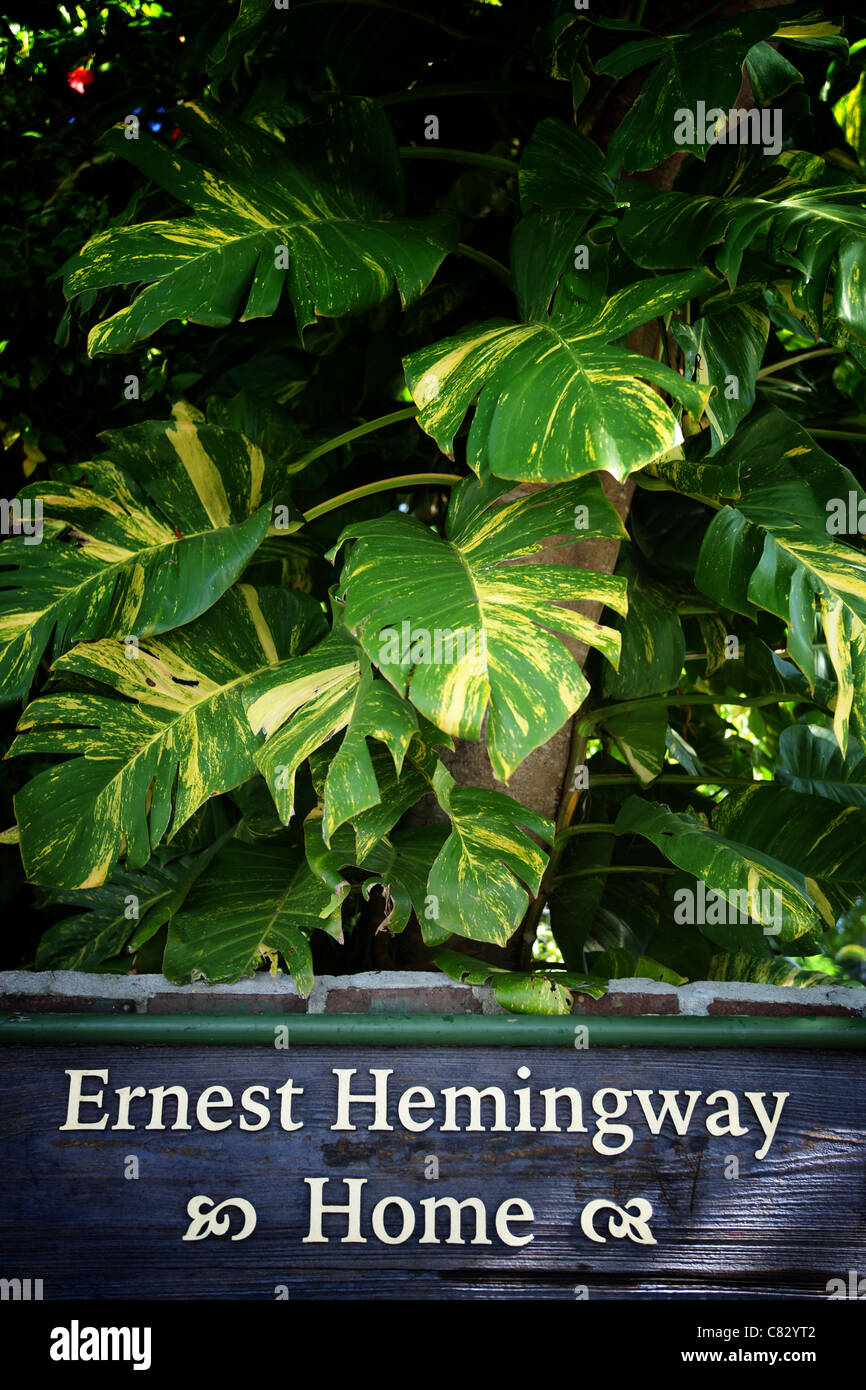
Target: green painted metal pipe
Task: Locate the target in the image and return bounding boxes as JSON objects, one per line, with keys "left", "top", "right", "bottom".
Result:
{"left": 1, "top": 1011, "right": 865, "bottom": 1047}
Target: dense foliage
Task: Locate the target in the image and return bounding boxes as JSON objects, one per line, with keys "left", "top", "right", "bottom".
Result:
{"left": 3, "top": 0, "right": 866, "bottom": 1011}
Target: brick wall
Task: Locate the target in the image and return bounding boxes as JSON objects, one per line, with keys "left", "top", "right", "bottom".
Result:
{"left": 1, "top": 969, "right": 864, "bottom": 1017}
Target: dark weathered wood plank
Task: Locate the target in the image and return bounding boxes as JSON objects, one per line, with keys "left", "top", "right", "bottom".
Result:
{"left": 0, "top": 1046, "right": 863, "bottom": 1299}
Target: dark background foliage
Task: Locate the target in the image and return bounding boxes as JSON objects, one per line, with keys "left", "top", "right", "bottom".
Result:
{"left": 3, "top": 0, "right": 866, "bottom": 989}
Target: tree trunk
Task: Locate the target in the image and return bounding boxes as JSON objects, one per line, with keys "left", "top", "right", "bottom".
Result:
{"left": 367, "top": 0, "right": 791, "bottom": 972}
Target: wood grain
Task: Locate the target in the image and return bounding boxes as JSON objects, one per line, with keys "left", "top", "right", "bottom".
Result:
{"left": 0, "top": 1045, "right": 863, "bottom": 1300}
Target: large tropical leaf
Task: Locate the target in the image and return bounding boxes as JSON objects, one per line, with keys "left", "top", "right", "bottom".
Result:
{"left": 302, "top": 811, "right": 449, "bottom": 939}
{"left": 619, "top": 151, "right": 866, "bottom": 341}
{"left": 425, "top": 764, "right": 553, "bottom": 945}
{"left": 330, "top": 473, "right": 629, "bottom": 781}
{"left": 163, "top": 839, "right": 340, "bottom": 993}
{"left": 775, "top": 724, "right": 866, "bottom": 808}
{"left": 594, "top": 10, "right": 785, "bottom": 173}
{"left": 714, "top": 783, "right": 866, "bottom": 926}
{"left": 518, "top": 118, "right": 615, "bottom": 218}
{"left": 0, "top": 406, "right": 278, "bottom": 706}
{"left": 63, "top": 98, "right": 457, "bottom": 355}
{"left": 10, "top": 586, "right": 326, "bottom": 889}
{"left": 34, "top": 841, "right": 224, "bottom": 972}
{"left": 403, "top": 268, "right": 715, "bottom": 483}
{"left": 301, "top": 737, "right": 555, "bottom": 946}
{"left": 246, "top": 634, "right": 425, "bottom": 842}
{"left": 671, "top": 300, "right": 769, "bottom": 452}
{"left": 615, "top": 795, "right": 828, "bottom": 941}
{"left": 659, "top": 408, "right": 866, "bottom": 750}
{"left": 707, "top": 951, "right": 836, "bottom": 987}
{"left": 603, "top": 557, "right": 685, "bottom": 699}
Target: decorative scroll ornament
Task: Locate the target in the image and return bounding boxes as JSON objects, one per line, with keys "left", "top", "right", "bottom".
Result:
{"left": 580, "top": 1197, "right": 657, "bottom": 1245}
{"left": 182, "top": 1195, "right": 257, "bottom": 1242}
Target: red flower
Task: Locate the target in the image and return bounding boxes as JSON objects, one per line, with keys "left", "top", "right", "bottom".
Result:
{"left": 67, "top": 67, "right": 94, "bottom": 95}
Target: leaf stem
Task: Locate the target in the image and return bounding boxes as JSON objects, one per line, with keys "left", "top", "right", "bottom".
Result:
{"left": 805, "top": 428, "right": 866, "bottom": 441}
{"left": 551, "top": 865, "right": 677, "bottom": 884}
{"left": 303, "top": 472, "right": 462, "bottom": 523}
{"left": 585, "top": 774, "right": 759, "bottom": 787}
{"left": 518, "top": 720, "right": 589, "bottom": 968}
{"left": 398, "top": 146, "right": 518, "bottom": 176}
{"left": 579, "top": 693, "right": 794, "bottom": 734}
{"left": 456, "top": 242, "right": 512, "bottom": 285}
{"left": 288, "top": 406, "right": 419, "bottom": 474}
{"left": 757, "top": 347, "right": 841, "bottom": 378}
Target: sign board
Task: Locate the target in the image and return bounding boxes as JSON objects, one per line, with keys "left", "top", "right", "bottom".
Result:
{"left": 1, "top": 1036, "right": 865, "bottom": 1299}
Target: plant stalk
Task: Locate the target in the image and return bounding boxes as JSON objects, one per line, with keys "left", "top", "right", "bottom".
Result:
{"left": 398, "top": 146, "right": 518, "bottom": 176}
{"left": 303, "top": 472, "right": 462, "bottom": 524}
{"left": 288, "top": 406, "right": 419, "bottom": 474}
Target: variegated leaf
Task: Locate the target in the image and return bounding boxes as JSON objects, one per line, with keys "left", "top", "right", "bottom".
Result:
{"left": 619, "top": 151, "right": 866, "bottom": 341}
{"left": 707, "top": 952, "right": 835, "bottom": 987}
{"left": 163, "top": 840, "right": 340, "bottom": 993}
{"left": 0, "top": 405, "right": 278, "bottom": 706}
{"left": 34, "top": 842, "right": 224, "bottom": 972}
{"left": 594, "top": 10, "right": 786, "bottom": 173}
{"left": 662, "top": 409, "right": 866, "bottom": 751}
{"left": 246, "top": 635, "right": 423, "bottom": 842}
{"left": 432, "top": 947, "right": 606, "bottom": 1014}
{"left": 11, "top": 586, "right": 326, "bottom": 889}
{"left": 776, "top": 724, "right": 866, "bottom": 808}
{"left": 615, "top": 796, "right": 825, "bottom": 941}
{"left": 403, "top": 269, "right": 716, "bottom": 483}
{"left": 330, "top": 473, "right": 629, "bottom": 781}
{"left": 426, "top": 766, "right": 553, "bottom": 946}
{"left": 715, "top": 783, "right": 866, "bottom": 927}
{"left": 671, "top": 301, "right": 769, "bottom": 453}
{"left": 64, "top": 99, "right": 457, "bottom": 355}
{"left": 302, "top": 810, "right": 449, "bottom": 939}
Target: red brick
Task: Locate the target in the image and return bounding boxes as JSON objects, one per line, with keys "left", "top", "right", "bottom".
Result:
{"left": 707, "top": 998, "right": 861, "bottom": 1019}
{"left": 571, "top": 990, "right": 678, "bottom": 1016}
{"left": 147, "top": 993, "right": 307, "bottom": 1015}
{"left": 324, "top": 985, "right": 483, "bottom": 1014}
{"left": 0, "top": 994, "right": 134, "bottom": 1014}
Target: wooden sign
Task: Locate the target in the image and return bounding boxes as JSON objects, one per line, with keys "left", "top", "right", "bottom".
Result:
{"left": 1, "top": 1041, "right": 865, "bottom": 1300}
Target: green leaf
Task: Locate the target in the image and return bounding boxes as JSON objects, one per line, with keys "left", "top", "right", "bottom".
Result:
{"left": 0, "top": 406, "right": 276, "bottom": 706}
{"left": 715, "top": 783, "right": 866, "bottom": 927}
{"left": 776, "top": 723, "right": 866, "bottom": 807}
{"left": 35, "top": 844, "right": 222, "bottom": 972}
{"left": 671, "top": 301, "right": 769, "bottom": 452}
{"left": 604, "top": 559, "right": 685, "bottom": 698}
{"left": 404, "top": 269, "right": 716, "bottom": 484}
{"left": 362, "top": 825, "right": 450, "bottom": 939}
{"left": 615, "top": 795, "right": 826, "bottom": 941}
{"left": 64, "top": 99, "right": 457, "bottom": 355}
{"left": 595, "top": 12, "right": 782, "bottom": 173}
{"left": 708, "top": 951, "right": 836, "bottom": 987}
{"left": 343, "top": 735, "right": 445, "bottom": 861}
{"left": 11, "top": 586, "right": 326, "bottom": 889}
{"left": 588, "top": 947, "right": 686, "bottom": 986}
{"left": 246, "top": 637, "right": 420, "bottom": 842}
{"left": 331, "top": 473, "right": 628, "bottom": 780}
{"left": 164, "top": 839, "right": 340, "bottom": 993}
{"left": 432, "top": 947, "right": 606, "bottom": 1015}
{"left": 426, "top": 767, "right": 553, "bottom": 946}
{"left": 744, "top": 41, "right": 803, "bottom": 105}
{"left": 518, "top": 118, "right": 614, "bottom": 216}
{"left": 302, "top": 811, "right": 448, "bottom": 939}
{"left": 619, "top": 152, "right": 866, "bottom": 342}
{"left": 665, "top": 408, "right": 866, "bottom": 750}
{"left": 603, "top": 705, "right": 669, "bottom": 786}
